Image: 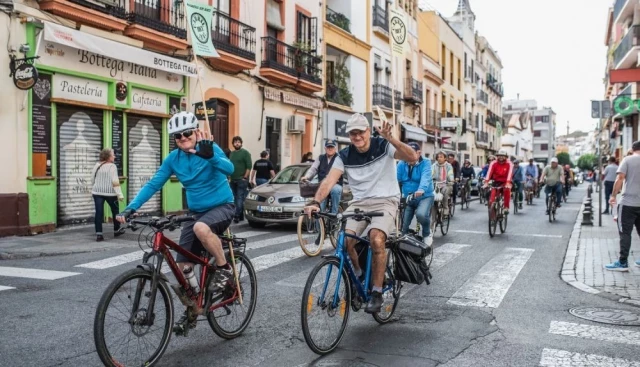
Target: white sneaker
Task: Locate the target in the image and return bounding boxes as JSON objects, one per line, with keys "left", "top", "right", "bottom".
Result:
{"left": 424, "top": 234, "right": 433, "bottom": 247}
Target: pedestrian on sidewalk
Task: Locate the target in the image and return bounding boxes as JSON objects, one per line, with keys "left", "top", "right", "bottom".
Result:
{"left": 605, "top": 140, "right": 640, "bottom": 271}
{"left": 92, "top": 148, "right": 124, "bottom": 242}
{"left": 602, "top": 157, "right": 618, "bottom": 214}
{"left": 229, "top": 136, "right": 252, "bottom": 223}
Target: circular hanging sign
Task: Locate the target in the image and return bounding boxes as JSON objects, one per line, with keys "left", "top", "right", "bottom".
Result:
{"left": 13, "top": 63, "right": 39, "bottom": 90}
{"left": 190, "top": 13, "right": 210, "bottom": 44}
{"left": 115, "top": 82, "right": 128, "bottom": 102}
{"left": 390, "top": 16, "right": 406, "bottom": 46}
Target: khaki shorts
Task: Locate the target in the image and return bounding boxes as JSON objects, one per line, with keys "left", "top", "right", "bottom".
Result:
{"left": 345, "top": 197, "right": 399, "bottom": 238}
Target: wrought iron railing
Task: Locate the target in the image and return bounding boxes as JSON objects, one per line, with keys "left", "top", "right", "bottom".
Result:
{"left": 426, "top": 109, "right": 441, "bottom": 128}
{"left": 476, "top": 90, "right": 488, "bottom": 104}
{"left": 260, "top": 37, "right": 322, "bottom": 85}
{"left": 326, "top": 7, "right": 350, "bottom": 33}
{"left": 372, "top": 84, "right": 401, "bottom": 110}
{"left": 486, "top": 73, "right": 503, "bottom": 96}
{"left": 372, "top": 5, "right": 388, "bottom": 32}
{"left": 404, "top": 78, "right": 423, "bottom": 103}
{"left": 614, "top": 25, "right": 640, "bottom": 67}
{"left": 326, "top": 82, "right": 353, "bottom": 106}
{"left": 211, "top": 11, "right": 256, "bottom": 61}
{"left": 128, "top": 0, "right": 187, "bottom": 39}
{"left": 69, "top": 0, "right": 126, "bottom": 19}
{"left": 476, "top": 131, "right": 488, "bottom": 143}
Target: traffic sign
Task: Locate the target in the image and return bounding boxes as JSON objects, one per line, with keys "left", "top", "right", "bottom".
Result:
{"left": 591, "top": 100, "right": 612, "bottom": 118}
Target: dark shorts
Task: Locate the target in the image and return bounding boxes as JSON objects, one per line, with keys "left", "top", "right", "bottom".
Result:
{"left": 176, "top": 203, "right": 235, "bottom": 262}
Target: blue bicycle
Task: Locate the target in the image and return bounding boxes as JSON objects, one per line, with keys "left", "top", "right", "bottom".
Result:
{"left": 300, "top": 209, "right": 402, "bottom": 355}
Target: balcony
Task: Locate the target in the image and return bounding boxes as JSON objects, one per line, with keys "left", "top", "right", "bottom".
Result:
{"left": 425, "top": 109, "right": 441, "bottom": 130}
{"left": 486, "top": 110, "right": 500, "bottom": 127}
{"left": 476, "top": 131, "right": 489, "bottom": 146}
{"left": 373, "top": 84, "right": 401, "bottom": 111}
{"left": 208, "top": 11, "right": 256, "bottom": 73}
{"left": 124, "top": 0, "right": 188, "bottom": 52}
{"left": 326, "top": 83, "right": 353, "bottom": 107}
{"left": 614, "top": 25, "right": 640, "bottom": 69}
{"left": 477, "top": 90, "right": 488, "bottom": 106}
{"left": 486, "top": 74, "right": 503, "bottom": 97}
{"left": 614, "top": 0, "right": 635, "bottom": 25}
{"left": 404, "top": 78, "right": 423, "bottom": 104}
{"left": 260, "top": 37, "right": 323, "bottom": 94}
{"left": 372, "top": 5, "right": 388, "bottom": 35}
{"left": 326, "top": 7, "right": 350, "bottom": 33}
{"left": 38, "top": 0, "right": 128, "bottom": 32}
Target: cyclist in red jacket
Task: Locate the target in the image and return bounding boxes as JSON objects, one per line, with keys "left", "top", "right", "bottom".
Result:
{"left": 483, "top": 150, "right": 514, "bottom": 215}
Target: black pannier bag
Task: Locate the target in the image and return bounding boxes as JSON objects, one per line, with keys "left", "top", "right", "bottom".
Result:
{"left": 393, "top": 234, "right": 431, "bottom": 285}
{"left": 299, "top": 181, "right": 320, "bottom": 198}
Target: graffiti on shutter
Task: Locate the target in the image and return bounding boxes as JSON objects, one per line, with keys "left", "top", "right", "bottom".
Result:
{"left": 128, "top": 115, "right": 162, "bottom": 215}
{"left": 57, "top": 105, "right": 104, "bottom": 224}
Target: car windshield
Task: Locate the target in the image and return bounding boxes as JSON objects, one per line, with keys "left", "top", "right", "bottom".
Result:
{"left": 271, "top": 166, "right": 316, "bottom": 184}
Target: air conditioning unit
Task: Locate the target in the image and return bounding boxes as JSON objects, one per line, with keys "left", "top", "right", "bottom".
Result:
{"left": 288, "top": 115, "right": 306, "bottom": 134}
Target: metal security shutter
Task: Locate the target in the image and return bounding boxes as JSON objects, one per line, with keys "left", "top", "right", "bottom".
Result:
{"left": 57, "top": 105, "right": 104, "bottom": 225}
{"left": 127, "top": 114, "right": 163, "bottom": 215}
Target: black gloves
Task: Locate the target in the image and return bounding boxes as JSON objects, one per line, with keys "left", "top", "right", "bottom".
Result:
{"left": 195, "top": 140, "right": 214, "bottom": 159}
{"left": 117, "top": 208, "right": 135, "bottom": 220}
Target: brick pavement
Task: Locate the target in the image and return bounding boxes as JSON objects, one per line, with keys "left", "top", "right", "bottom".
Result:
{"left": 573, "top": 188, "right": 640, "bottom": 301}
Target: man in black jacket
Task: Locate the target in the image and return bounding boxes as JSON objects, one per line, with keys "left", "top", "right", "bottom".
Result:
{"left": 448, "top": 153, "right": 461, "bottom": 205}
{"left": 459, "top": 159, "right": 475, "bottom": 200}
{"left": 301, "top": 139, "right": 343, "bottom": 214}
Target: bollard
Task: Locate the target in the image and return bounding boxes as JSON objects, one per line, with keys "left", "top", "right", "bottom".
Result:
{"left": 582, "top": 208, "right": 594, "bottom": 225}
{"left": 587, "top": 184, "right": 593, "bottom": 198}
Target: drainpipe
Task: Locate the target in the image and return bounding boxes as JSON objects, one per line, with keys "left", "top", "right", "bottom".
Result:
{"left": 258, "top": 86, "right": 266, "bottom": 141}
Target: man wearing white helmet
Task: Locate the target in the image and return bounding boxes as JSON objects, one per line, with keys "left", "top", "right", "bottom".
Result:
{"left": 483, "top": 150, "right": 514, "bottom": 215}
{"left": 539, "top": 157, "right": 564, "bottom": 214}
{"left": 116, "top": 111, "right": 235, "bottom": 332}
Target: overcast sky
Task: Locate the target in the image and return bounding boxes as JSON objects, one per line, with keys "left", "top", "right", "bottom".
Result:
{"left": 419, "top": 0, "right": 610, "bottom": 134}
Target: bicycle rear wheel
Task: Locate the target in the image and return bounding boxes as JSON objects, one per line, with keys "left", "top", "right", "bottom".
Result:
{"left": 449, "top": 198, "right": 456, "bottom": 217}
{"left": 488, "top": 203, "right": 497, "bottom": 237}
{"left": 207, "top": 252, "right": 257, "bottom": 339}
{"left": 512, "top": 192, "right": 518, "bottom": 214}
{"left": 301, "top": 258, "right": 351, "bottom": 355}
{"left": 297, "top": 214, "right": 326, "bottom": 257}
{"left": 94, "top": 268, "right": 174, "bottom": 367}
{"left": 499, "top": 210, "right": 508, "bottom": 233}
{"left": 373, "top": 250, "right": 401, "bottom": 324}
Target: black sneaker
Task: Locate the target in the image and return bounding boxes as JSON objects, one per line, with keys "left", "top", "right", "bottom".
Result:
{"left": 173, "top": 311, "right": 197, "bottom": 335}
{"left": 114, "top": 228, "right": 125, "bottom": 237}
{"left": 365, "top": 291, "right": 383, "bottom": 314}
{"left": 209, "top": 265, "right": 233, "bottom": 293}
{"left": 96, "top": 235, "right": 104, "bottom": 242}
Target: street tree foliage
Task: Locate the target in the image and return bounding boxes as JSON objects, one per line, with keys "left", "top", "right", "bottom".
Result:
{"left": 577, "top": 154, "right": 597, "bottom": 171}
{"left": 556, "top": 152, "right": 574, "bottom": 167}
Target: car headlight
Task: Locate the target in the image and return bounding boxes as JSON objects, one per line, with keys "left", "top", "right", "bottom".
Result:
{"left": 247, "top": 193, "right": 259, "bottom": 201}
{"left": 291, "top": 196, "right": 306, "bottom": 203}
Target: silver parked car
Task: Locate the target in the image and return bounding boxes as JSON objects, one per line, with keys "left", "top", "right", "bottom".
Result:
{"left": 243, "top": 163, "right": 352, "bottom": 228}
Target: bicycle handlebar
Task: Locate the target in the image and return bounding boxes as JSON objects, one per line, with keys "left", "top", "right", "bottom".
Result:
{"left": 127, "top": 214, "right": 196, "bottom": 231}
{"left": 313, "top": 208, "right": 383, "bottom": 222}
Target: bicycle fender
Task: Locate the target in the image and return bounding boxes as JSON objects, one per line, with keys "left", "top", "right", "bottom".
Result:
{"left": 136, "top": 263, "right": 170, "bottom": 282}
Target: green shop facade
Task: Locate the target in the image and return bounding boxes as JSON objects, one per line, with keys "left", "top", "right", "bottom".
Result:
{"left": 26, "top": 23, "right": 195, "bottom": 232}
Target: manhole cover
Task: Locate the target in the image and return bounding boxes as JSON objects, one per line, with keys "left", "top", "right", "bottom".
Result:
{"left": 569, "top": 307, "right": 640, "bottom": 326}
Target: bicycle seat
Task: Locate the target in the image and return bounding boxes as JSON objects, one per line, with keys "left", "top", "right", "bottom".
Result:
{"left": 232, "top": 237, "right": 247, "bottom": 245}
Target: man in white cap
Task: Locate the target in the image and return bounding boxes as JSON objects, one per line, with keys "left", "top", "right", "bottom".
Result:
{"left": 304, "top": 113, "right": 418, "bottom": 313}
{"left": 539, "top": 157, "right": 564, "bottom": 214}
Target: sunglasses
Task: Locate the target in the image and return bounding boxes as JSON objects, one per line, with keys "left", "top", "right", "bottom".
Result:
{"left": 173, "top": 129, "right": 195, "bottom": 140}
{"left": 348, "top": 130, "right": 366, "bottom": 137}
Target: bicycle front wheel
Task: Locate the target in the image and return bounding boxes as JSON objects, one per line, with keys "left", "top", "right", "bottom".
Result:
{"left": 440, "top": 207, "right": 450, "bottom": 236}
{"left": 488, "top": 203, "right": 497, "bottom": 237}
{"left": 207, "top": 252, "right": 257, "bottom": 339}
{"left": 94, "top": 268, "right": 174, "bottom": 367}
{"left": 499, "top": 210, "right": 508, "bottom": 233}
{"left": 297, "top": 214, "right": 326, "bottom": 257}
{"left": 301, "top": 258, "right": 351, "bottom": 355}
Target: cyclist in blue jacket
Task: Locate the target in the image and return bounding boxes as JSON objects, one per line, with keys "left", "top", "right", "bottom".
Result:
{"left": 397, "top": 142, "right": 435, "bottom": 246}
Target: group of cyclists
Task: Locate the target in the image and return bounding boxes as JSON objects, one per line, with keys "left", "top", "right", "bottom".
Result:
{"left": 111, "top": 110, "right": 575, "bottom": 352}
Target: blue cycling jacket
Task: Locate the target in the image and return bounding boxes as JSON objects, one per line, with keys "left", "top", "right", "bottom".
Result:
{"left": 397, "top": 158, "right": 434, "bottom": 199}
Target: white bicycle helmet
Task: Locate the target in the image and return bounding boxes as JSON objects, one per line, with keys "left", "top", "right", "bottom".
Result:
{"left": 168, "top": 111, "right": 198, "bottom": 135}
{"left": 497, "top": 150, "right": 508, "bottom": 157}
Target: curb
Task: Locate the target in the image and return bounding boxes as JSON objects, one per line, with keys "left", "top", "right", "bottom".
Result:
{"left": 561, "top": 190, "right": 640, "bottom": 307}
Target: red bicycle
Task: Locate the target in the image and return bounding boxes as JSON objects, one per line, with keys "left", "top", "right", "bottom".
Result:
{"left": 487, "top": 183, "right": 508, "bottom": 237}
{"left": 93, "top": 214, "right": 257, "bottom": 367}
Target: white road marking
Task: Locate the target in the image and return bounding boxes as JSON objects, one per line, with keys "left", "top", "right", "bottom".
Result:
{"left": 246, "top": 234, "right": 303, "bottom": 250}
{"left": 0, "top": 285, "right": 16, "bottom": 291}
{"left": 233, "top": 231, "right": 269, "bottom": 238}
{"left": 447, "top": 247, "right": 534, "bottom": 308}
{"left": 0, "top": 266, "right": 81, "bottom": 280}
{"left": 454, "top": 230, "right": 562, "bottom": 238}
{"left": 548, "top": 321, "right": 640, "bottom": 346}
{"left": 76, "top": 252, "right": 143, "bottom": 269}
{"left": 251, "top": 246, "right": 306, "bottom": 273}
{"left": 540, "top": 348, "right": 640, "bottom": 367}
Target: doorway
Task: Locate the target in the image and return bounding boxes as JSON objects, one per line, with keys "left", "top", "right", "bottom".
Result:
{"left": 211, "top": 100, "right": 230, "bottom": 150}
{"left": 266, "top": 117, "right": 281, "bottom": 172}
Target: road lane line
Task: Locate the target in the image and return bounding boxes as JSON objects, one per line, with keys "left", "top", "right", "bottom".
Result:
{"left": 454, "top": 230, "right": 562, "bottom": 238}
{"left": 245, "top": 234, "right": 303, "bottom": 250}
{"left": 540, "top": 348, "right": 640, "bottom": 367}
{"left": 447, "top": 247, "right": 534, "bottom": 308}
{"left": 0, "top": 285, "right": 16, "bottom": 291}
{"left": 0, "top": 266, "right": 81, "bottom": 280}
{"left": 548, "top": 321, "right": 640, "bottom": 346}
{"left": 251, "top": 247, "right": 306, "bottom": 273}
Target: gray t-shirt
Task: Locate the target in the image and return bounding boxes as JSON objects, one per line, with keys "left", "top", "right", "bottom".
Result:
{"left": 618, "top": 155, "right": 640, "bottom": 206}
{"left": 603, "top": 163, "right": 618, "bottom": 182}
{"left": 332, "top": 137, "right": 400, "bottom": 201}
{"left": 543, "top": 165, "right": 563, "bottom": 186}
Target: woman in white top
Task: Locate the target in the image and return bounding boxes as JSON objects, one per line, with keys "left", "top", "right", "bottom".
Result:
{"left": 92, "top": 148, "right": 124, "bottom": 241}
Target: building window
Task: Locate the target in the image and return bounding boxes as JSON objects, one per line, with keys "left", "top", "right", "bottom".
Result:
{"left": 464, "top": 52, "right": 467, "bottom": 78}
{"left": 296, "top": 11, "right": 317, "bottom": 51}
{"left": 541, "top": 144, "right": 548, "bottom": 151}
{"left": 374, "top": 54, "right": 381, "bottom": 84}
{"left": 534, "top": 130, "right": 541, "bottom": 137}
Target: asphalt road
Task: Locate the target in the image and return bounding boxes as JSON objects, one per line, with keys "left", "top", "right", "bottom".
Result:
{"left": 2, "top": 185, "right": 640, "bottom": 367}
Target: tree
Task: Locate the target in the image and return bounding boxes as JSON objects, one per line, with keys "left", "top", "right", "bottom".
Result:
{"left": 556, "top": 152, "right": 574, "bottom": 167}
{"left": 577, "top": 154, "right": 597, "bottom": 171}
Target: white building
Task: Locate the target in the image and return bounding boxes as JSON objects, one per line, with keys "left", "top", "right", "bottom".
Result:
{"left": 501, "top": 99, "right": 535, "bottom": 161}
{"left": 533, "top": 108, "right": 557, "bottom": 164}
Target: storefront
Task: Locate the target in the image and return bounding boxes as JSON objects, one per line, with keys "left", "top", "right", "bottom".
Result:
{"left": 26, "top": 22, "right": 194, "bottom": 230}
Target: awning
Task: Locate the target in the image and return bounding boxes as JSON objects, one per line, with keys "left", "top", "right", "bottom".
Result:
{"left": 401, "top": 123, "right": 428, "bottom": 142}
{"left": 42, "top": 22, "right": 198, "bottom": 77}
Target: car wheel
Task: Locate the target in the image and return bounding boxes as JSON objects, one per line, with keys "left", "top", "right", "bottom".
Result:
{"left": 248, "top": 220, "right": 266, "bottom": 229}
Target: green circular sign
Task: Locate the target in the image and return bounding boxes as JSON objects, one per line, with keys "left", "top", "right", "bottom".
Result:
{"left": 614, "top": 96, "right": 634, "bottom": 115}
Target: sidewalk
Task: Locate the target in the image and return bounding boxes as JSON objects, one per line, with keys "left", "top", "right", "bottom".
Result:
{"left": 562, "top": 185, "right": 640, "bottom": 305}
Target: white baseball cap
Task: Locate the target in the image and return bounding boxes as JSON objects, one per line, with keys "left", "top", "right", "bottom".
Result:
{"left": 345, "top": 113, "right": 370, "bottom": 133}
{"left": 550, "top": 157, "right": 558, "bottom": 163}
